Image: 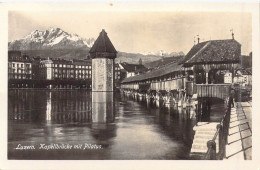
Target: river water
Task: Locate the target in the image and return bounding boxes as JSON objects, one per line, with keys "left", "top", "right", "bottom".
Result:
{"left": 8, "top": 90, "right": 226, "bottom": 160}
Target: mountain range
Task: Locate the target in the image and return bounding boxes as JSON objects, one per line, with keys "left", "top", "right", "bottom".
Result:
{"left": 141, "top": 50, "right": 185, "bottom": 57}
{"left": 9, "top": 27, "right": 95, "bottom": 50}
{"left": 8, "top": 27, "right": 185, "bottom": 64}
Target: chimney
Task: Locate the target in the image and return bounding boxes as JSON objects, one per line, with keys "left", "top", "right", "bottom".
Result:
{"left": 230, "top": 29, "right": 234, "bottom": 40}
{"left": 197, "top": 36, "right": 200, "bottom": 44}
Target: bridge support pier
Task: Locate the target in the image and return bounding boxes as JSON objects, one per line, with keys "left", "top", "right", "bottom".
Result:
{"left": 164, "top": 91, "right": 171, "bottom": 109}
{"left": 155, "top": 91, "right": 161, "bottom": 108}
{"left": 197, "top": 98, "right": 212, "bottom": 121}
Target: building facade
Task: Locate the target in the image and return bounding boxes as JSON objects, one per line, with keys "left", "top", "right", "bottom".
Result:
{"left": 38, "top": 58, "right": 92, "bottom": 88}
{"left": 8, "top": 51, "right": 33, "bottom": 88}
{"left": 8, "top": 50, "right": 123, "bottom": 89}
{"left": 8, "top": 51, "right": 32, "bottom": 80}
{"left": 39, "top": 58, "right": 92, "bottom": 81}
{"left": 233, "top": 68, "right": 252, "bottom": 87}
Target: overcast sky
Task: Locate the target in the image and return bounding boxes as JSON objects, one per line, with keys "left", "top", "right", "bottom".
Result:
{"left": 9, "top": 11, "right": 251, "bottom": 55}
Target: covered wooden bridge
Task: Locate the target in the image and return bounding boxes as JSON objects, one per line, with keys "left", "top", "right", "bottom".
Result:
{"left": 121, "top": 38, "right": 241, "bottom": 103}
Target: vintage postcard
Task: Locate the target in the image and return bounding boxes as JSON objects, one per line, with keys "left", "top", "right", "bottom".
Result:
{"left": 0, "top": 1, "right": 259, "bottom": 170}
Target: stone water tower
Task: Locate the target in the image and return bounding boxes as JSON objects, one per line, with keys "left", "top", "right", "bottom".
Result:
{"left": 89, "top": 29, "right": 117, "bottom": 92}
{"left": 89, "top": 29, "right": 117, "bottom": 124}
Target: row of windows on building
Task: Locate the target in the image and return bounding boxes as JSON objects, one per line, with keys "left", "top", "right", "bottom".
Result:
{"left": 52, "top": 69, "right": 92, "bottom": 74}
{"left": 9, "top": 75, "right": 32, "bottom": 79}
{"left": 9, "top": 68, "right": 32, "bottom": 74}
{"left": 40, "top": 64, "right": 91, "bottom": 69}
{"left": 52, "top": 73, "right": 91, "bottom": 79}
{"left": 8, "top": 60, "right": 33, "bottom": 80}
{"left": 9, "top": 63, "right": 31, "bottom": 68}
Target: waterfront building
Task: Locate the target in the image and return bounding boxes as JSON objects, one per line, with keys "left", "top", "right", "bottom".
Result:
{"left": 39, "top": 58, "right": 92, "bottom": 88}
{"left": 8, "top": 50, "right": 125, "bottom": 89}
{"left": 119, "top": 62, "right": 147, "bottom": 78}
{"left": 233, "top": 67, "right": 252, "bottom": 87}
{"left": 8, "top": 51, "right": 33, "bottom": 88}
{"left": 8, "top": 51, "right": 32, "bottom": 80}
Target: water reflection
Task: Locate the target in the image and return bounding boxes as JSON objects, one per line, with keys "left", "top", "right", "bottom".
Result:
{"left": 8, "top": 90, "right": 226, "bottom": 160}
{"left": 91, "top": 92, "right": 117, "bottom": 143}
{"left": 8, "top": 90, "right": 92, "bottom": 123}
{"left": 46, "top": 92, "right": 52, "bottom": 122}
{"left": 92, "top": 92, "right": 114, "bottom": 123}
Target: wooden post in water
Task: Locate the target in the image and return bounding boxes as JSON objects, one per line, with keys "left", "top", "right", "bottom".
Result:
{"left": 197, "top": 99, "right": 202, "bottom": 122}
{"left": 145, "top": 92, "right": 150, "bottom": 108}
{"left": 207, "top": 98, "right": 211, "bottom": 117}
{"left": 156, "top": 91, "right": 160, "bottom": 108}
{"left": 177, "top": 90, "right": 182, "bottom": 107}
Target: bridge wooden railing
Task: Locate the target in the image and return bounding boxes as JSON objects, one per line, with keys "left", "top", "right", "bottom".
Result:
{"left": 194, "top": 84, "right": 231, "bottom": 100}
{"left": 204, "top": 102, "right": 231, "bottom": 160}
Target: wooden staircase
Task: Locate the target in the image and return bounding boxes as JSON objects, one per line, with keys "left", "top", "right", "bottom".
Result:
{"left": 190, "top": 122, "right": 219, "bottom": 158}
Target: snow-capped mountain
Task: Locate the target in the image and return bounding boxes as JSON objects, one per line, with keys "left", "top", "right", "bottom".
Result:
{"left": 8, "top": 27, "right": 185, "bottom": 65}
{"left": 140, "top": 51, "right": 155, "bottom": 56}
{"left": 155, "top": 50, "right": 168, "bottom": 57}
{"left": 141, "top": 50, "right": 167, "bottom": 56}
{"left": 141, "top": 50, "right": 184, "bottom": 57}
{"left": 9, "top": 27, "right": 95, "bottom": 50}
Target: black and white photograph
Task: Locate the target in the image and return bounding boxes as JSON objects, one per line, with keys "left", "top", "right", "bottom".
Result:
{"left": 0, "top": 1, "right": 259, "bottom": 170}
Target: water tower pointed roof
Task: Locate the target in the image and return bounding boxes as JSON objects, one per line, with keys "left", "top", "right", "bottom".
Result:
{"left": 89, "top": 29, "right": 117, "bottom": 59}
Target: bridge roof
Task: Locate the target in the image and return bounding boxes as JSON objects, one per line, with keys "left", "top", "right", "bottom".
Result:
{"left": 179, "top": 39, "right": 241, "bottom": 66}
{"left": 121, "top": 61, "right": 182, "bottom": 83}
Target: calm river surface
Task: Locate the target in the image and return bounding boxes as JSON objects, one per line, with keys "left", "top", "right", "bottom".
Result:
{"left": 8, "top": 90, "right": 226, "bottom": 160}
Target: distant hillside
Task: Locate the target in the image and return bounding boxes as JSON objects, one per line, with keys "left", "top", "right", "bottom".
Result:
{"left": 144, "top": 55, "right": 184, "bottom": 69}
{"left": 19, "top": 49, "right": 163, "bottom": 63}
{"left": 21, "top": 48, "right": 90, "bottom": 60}
{"left": 116, "top": 52, "right": 162, "bottom": 64}
{"left": 20, "top": 49, "right": 185, "bottom": 66}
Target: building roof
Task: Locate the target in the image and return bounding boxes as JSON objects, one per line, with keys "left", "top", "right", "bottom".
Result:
{"left": 89, "top": 29, "right": 117, "bottom": 58}
{"left": 120, "top": 62, "right": 147, "bottom": 73}
{"left": 235, "top": 67, "right": 252, "bottom": 75}
{"left": 8, "top": 51, "right": 33, "bottom": 62}
{"left": 179, "top": 39, "right": 241, "bottom": 66}
{"left": 39, "top": 58, "right": 92, "bottom": 65}
{"left": 71, "top": 59, "right": 91, "bottom": 65}
{"left": 121, "top": 61, "right": 182, "bottom": 83}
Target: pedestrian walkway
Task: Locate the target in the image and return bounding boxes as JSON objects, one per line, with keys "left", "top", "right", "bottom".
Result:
{"left": 225, "top": 101, "right": 252, "bottom": 160}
